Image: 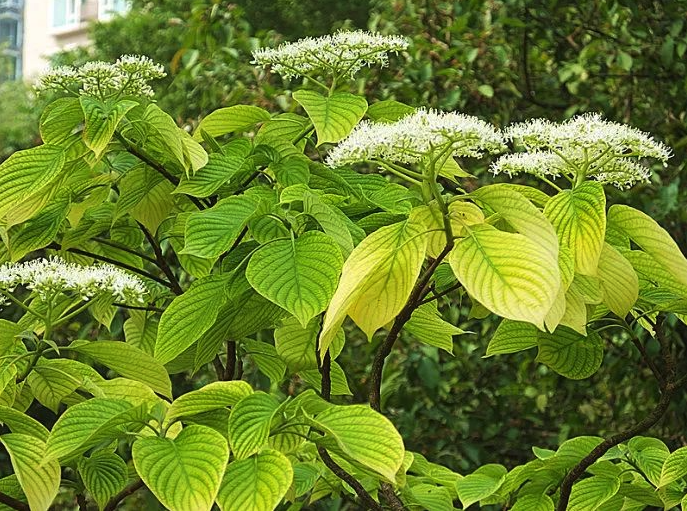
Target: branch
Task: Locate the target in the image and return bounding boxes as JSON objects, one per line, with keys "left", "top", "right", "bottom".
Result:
{"left": 417, "top": 283, "right": 461, "bottom": 306}
{"left": 0, "top": 493, "right": 29, "bottom": 511}
{"left": 369, "top": 244, "right": 453, "bottom": 411}
{"left": 113, "top": 131, "right": 207, "bottom": 210}
{"left": 93, "top": 237, "right": 157, "bottom": 264}
{"left": 103, "top": 479, "right": 145, "bottom": 511}
{"left": 47, "top": 242, "right": 175, "bottom": 291}
{"left": 317, "top": 447, "right": 383, "bottom": 511}
{"left": 224, "top": 340, "right": 237, "bottom": 380}
{"left": 318, "top": 350, "right": 331, "bottom": 401}
{"left": 113, "top": 303, "right": 164, "bottom": 313}
{"left": 137, "top": 222, "right": 183, "bottom": 296}
{"left": 630, "top": 337, "right": 664, "bottom": 387}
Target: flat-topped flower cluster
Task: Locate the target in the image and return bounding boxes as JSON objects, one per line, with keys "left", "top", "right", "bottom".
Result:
{"left": 326, "top": 108, "right": 507, "bottom": 169}
{"left": 491, "top": 113, "right": 672, "bottom": 188}
{"left": 35, "top": 55, "right": 166, "bottom": 99}
{"left": 252, "top": 30, "right": 409, "bottom": 79}
{"left": 0, "top": 257, "right": 146, "bottom": 304}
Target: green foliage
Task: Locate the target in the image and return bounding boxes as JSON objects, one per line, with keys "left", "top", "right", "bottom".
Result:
{"left": 0, "top": 5, "right": 686, "bottom": 509}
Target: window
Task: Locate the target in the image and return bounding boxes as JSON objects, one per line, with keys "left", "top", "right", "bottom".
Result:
{"left": 0, "top": 19, "right": 17, "bottom": 47}
{"left": 98, "top": 0, "right": 128, "bottom": 20}
{"left": 52, "top": 0, "right": 80, "bottom": 28}
{"left": 0, "top": 0, "right": 22, "bottom": 9}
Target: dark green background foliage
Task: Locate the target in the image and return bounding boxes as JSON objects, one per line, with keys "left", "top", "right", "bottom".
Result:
{"left": 3, "top": 0, "right": 687, "bottom": 487}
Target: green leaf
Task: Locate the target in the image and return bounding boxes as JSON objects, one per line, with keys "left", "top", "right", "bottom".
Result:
{"left": 9, "top": 194, "right": 70, "bottom": 261}
{"left": 485, "top": 320, "right": 539, "bottom": 356}
{"left": 407, "top": 483, "right": 453, "bottom": 511}
{"left": 40, "top": 97, "right": 84, "bottom": 144}
{"left": 455, "top": 472, "right": 504, "bottom": 509}
{"left": 632, "top": 446, "right": 669, "bottom": 486}
{"left": 275, "top": 317, "right": 345, "bottom": 372}
{"left": 137, "top": 104, "right": 187, "bottom": 171}
{"left": 247, "top": 231, "right": 343, "bottom": 327}
{"left": 511, "top": 494, "right": 554, "bottom": 511}
{"left": 228, "top": 392, "right": 280, "bottom": 460}
{"left": 216, "top": 448, "right": 293, "bottom": 511}
{"left": 293, "top": 90, "right": 368, "bottom": 146}
{"left": 182, "top": 196, "right": 259, "bottom": 258}
{"left": 129, "top": 179, "right": 175, "bottom": 234}
{"left": 133, "top": 425, "right": 229, "bottom": 511}
{"left": 300, "top": 361, "right": 352, "bottom": 396}
{"left": 155, "top": 275, "right": 227, "bottom": 364}
{"left": 193, "top": 105, "right": 271, "bottom": 140}
{"left": 0, "top": 406, "right": 49, "bottom": 441}
{"left": 67, "top": 340, "right": 172, "bottom": 398}
{"left": 597, "top": 243, "right": 638, "bottom": 317}
{"left": 271, "top": 157, "right": 310, "bottom": 187}
{"left": 0, "top": 145, "right": 66, "bottom": 218}
{"left": 366, "top": 100, "right": 415, "bottom": 122}
{"left": 242, "top": 340, "right": 287, "bottom": 385}
{"left": 320, "top": 211, "right": 428, "bottom": 352}
{"left": 167, "top": 381, "right": 253, "bottom": 423}
{"left": 78, "top": 451, "right": 128, "bottom": 511}
{"left": 544, "top": 181, "right": 606, "bottom": 275}
{"left": 608, "top": 205, "right": 687, "bottom": 289}
{"left": 405, "top": 302, "right": 465, "bottom": 353}
{"left": 302, "top": 190, "right": 355, "bottom": 256}
{"left": 568, "top": 475, "right": 620, "bottom": 511}
{"left": 80, "top": 97, "right": 137, "bottom": 157}
{"left": 174, "top": 152, "right": 248, "bottom": 197}
{"left": 536, "top": 327, "right": 604, "bottom": 379}
{"left": 0, "top": 434, "right": 60, "bottom": 511}
{"left": 658, "top": 446, "right": 687, "bottom": 487}
{"left": 449, "top": 225, "right": 560, "bottom": 329}
{"left": 27, "top": 362, "right": 84, "bottom": 413}
{"left": 45, "top": 398, "right": 136, "bottom": 461}
{"left": 312, "top": 404, "right": 404, "bottom": 482}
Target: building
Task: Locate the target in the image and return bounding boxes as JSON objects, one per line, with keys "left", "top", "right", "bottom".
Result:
{"left": 0, "top": 0, "right": 23, "bottom": 81}
{"left": 20, "top": 0, "right": 128, "bottom": 79}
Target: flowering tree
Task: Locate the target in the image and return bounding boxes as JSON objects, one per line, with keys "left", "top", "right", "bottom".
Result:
{"left": 0, "top": 33, "right": 686, "bottom": 511}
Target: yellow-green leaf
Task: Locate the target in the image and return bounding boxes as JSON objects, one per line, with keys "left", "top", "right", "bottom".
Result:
{"left": 658, "top": 446, "right": 687, "bottom": 488}
{"left": 167, "top": 381, "right": 253, "bottom": 423}
{"left": 78, "top": 451, "right": 128, "bottom": 511}
{"left": 80, "top": 97, "right": 138, "bottom": 157}
{"left": 228, "top": 392, "right": 280, "bottom": 460}
{"left": 193, "top": 105, "right": 271, "bottom": 140}
{"left": 544, "top": 181, "right": 606, "bottom": 275}
{"left": 247, "top": 231, "right": 343, "bottom": 327}
{"left": 449, "top": 225, "right": 560, "bottom": 329}
{"left": 485, "top": 320, "right": 539, "bottom": 357}
{"left": 597, "top": 243, "right": 638, "bottom": 317}
{"left": 536, "top": 327, "right": 603, "bottom": 379}
{"left": 133, "top": 425, "right": 229, "bottom": 511}
{"left": 320, "top": 211, "right": 428, "bottom": 353}
{"left": 293, "top": 90, "right": 368, "bottom": 146}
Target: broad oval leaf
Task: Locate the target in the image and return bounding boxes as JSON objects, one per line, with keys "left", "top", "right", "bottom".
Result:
{"left": 80, "top": 97, "right": 138, "bottom": 157}
{"left": 247, "top": 231, "right": 343, "bottom": 327}
{"left": 193, "top": 105, "right": 271, "bottom": 140}
{"left": 45, "top": 398, "right": 136, "bottom": 461}
{"left": 67, "top": 340, "right": 172, "bottom": 398}
{"left": 78, "top": 451, "right": 128, "bottom": 511}
{"left": 0, "top": 434, "right": 60, "bottom": 511}
{"left": 312, "top": 404, "right": 404, "bottom": 482}
{"left": 216, "top": 448, "right": 294, "bottom": 511}
{"left": 536, "top": 327, "right": 604, "bottom": 379}
{"left": 293, "top": 90, "right": 368, "bottom": 146}
{"left": 455, "top": 472, "right": 504, "bottom": 509}
{"left": 597, "top": 243, "right": 638, "bottom": 317}
{"left": 167, "top": 381, "right": 253, "bottom": 423}
{"left": 511, "top": 494, "right": 554, "bottom": 511}
{"left": 658, "top": 446, "right": 687, "bottom": 488}
{"left": 544, "top": 181, "right": 606, "bottom": 275}
{"left": 133, "top": 425, "right": 229, "bottom": 511}
{"left": 0, "top": 406, "right": 49, "bottom": 441}
{"left": 449, "top": 225, "right": 560, "bottom": 329}
{"left": 568, "top": 475, "right": 621, "bottom": 511}
{"left": 174, "top": 152, "right": 248, "bottom": 197}
{"left": 485, "top": 320, "right": 539, "bottom": 357}
{"left": 228, "top": 392, "right": 280, "bottom": 460}
{"left": 320, "top": 211, "right": 428, "bottom": 353}
{"left": 274, "top": 317, "right": 345, "bottom": 372}
{"left": 154, "top": 275, "right": 227, "bottom": 364}
{"left": 0, "top": 145, "right": 66, "bottom": 218}
{"left": 405, "top": 302, "right": 465, "bottom": 353}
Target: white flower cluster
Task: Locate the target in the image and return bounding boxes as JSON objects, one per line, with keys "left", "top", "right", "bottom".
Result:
{"left": 252, "top": 30, "right": 409, "bottom": 79}
{"left": 492, "top": 113, "right": 672, "bottom": 188}
{"left": 0, "top": 257, "right": 146, "bottom": 304}
{"left": 326, "top": 108, "right": 506, "bottom": 168}
{"left": 35, "top": 55, "right": 166, "bottom": 98}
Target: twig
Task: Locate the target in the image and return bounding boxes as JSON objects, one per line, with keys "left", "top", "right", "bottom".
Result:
{"left": 417, "top": 283, "right": 462, "bottom": 306}
{"left": 213, "top": 357, "right": 225, "bottom": 381}
{"left": 369, "top": 244, "right": 452, "bottom": 411}
{"left": 76, "top": 493, "right": 88, "bottom": 511}
{"left": 317, "top": 447, "right": 383, "bottom": 511}
{"left": 47, "top": 242, "right": 175, "bottom": 291}
{"left": 103, "top": 479, "right": 145, "bottom": 511}
{"left": 113, "top": 303, "right": 164, "bottom": 313}
{"left": 319, "top": 350, "right": 331, "bottom": 401}
{"left": 224, "top": 340, "right": 237, "bottom": 380}
{"left": 630, "top": 337, "right": 664, "bottom": 387}
{"left": 137, "top": 222, "right": 183, "bottom": 295}
{"left": 0, "top": 492, "right": 29, "bottom": 511}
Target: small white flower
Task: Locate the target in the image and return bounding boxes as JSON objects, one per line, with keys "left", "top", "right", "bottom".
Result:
{"left": 34, "top": 55, "right": 166, "bottom": 99}
{"left": 0, "top": 257, "right": 146, "bottom": 304}
{"left": 498, "top": 113, "right": 671, "bottom": 188}
{"left": 252, "top": 30, "right": 409, "bottom": 79}
{"left": 326, "top": 108, "right": 506, "bottom": 169}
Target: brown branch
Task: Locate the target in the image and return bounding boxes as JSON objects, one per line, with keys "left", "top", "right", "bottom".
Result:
{"left": 417, "top": 283, "right": 461, "bottom": 306}
{"left": 76, "top": 493, "right": 88, "bottom": 511}
{"left": 137, "top": 222, "right": 183, "bottom": 296}
{"left": 212, "top": 357, "right": 225, "bottom": 381}
{"left": 224, "top": 340, "right": 237, "bottom": 380}
{"left": 317, "top": 447, "right": 383, "bottom": 511}
{"left": 630, "top": 337, "right": 664, "bottom": 387}
{"left": 369, "top": 244, "right": 453, "bottom": 411}
{"left": 47, "top": 242, "right": 174, "bottom": 290}
{"left": 113, "top": 303, "right": 164, "bottom": 313}
{"left": 103, "top": 479, "right": 145, "bottom": 511}
{"left": 93, "top": 237, "right": 157, "bottom": 264}
{"left": 318, "top": 350, "right": 331, "bottom": 401}
{"left": 0, "top": 493, "right": 29, "bottom": 511}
